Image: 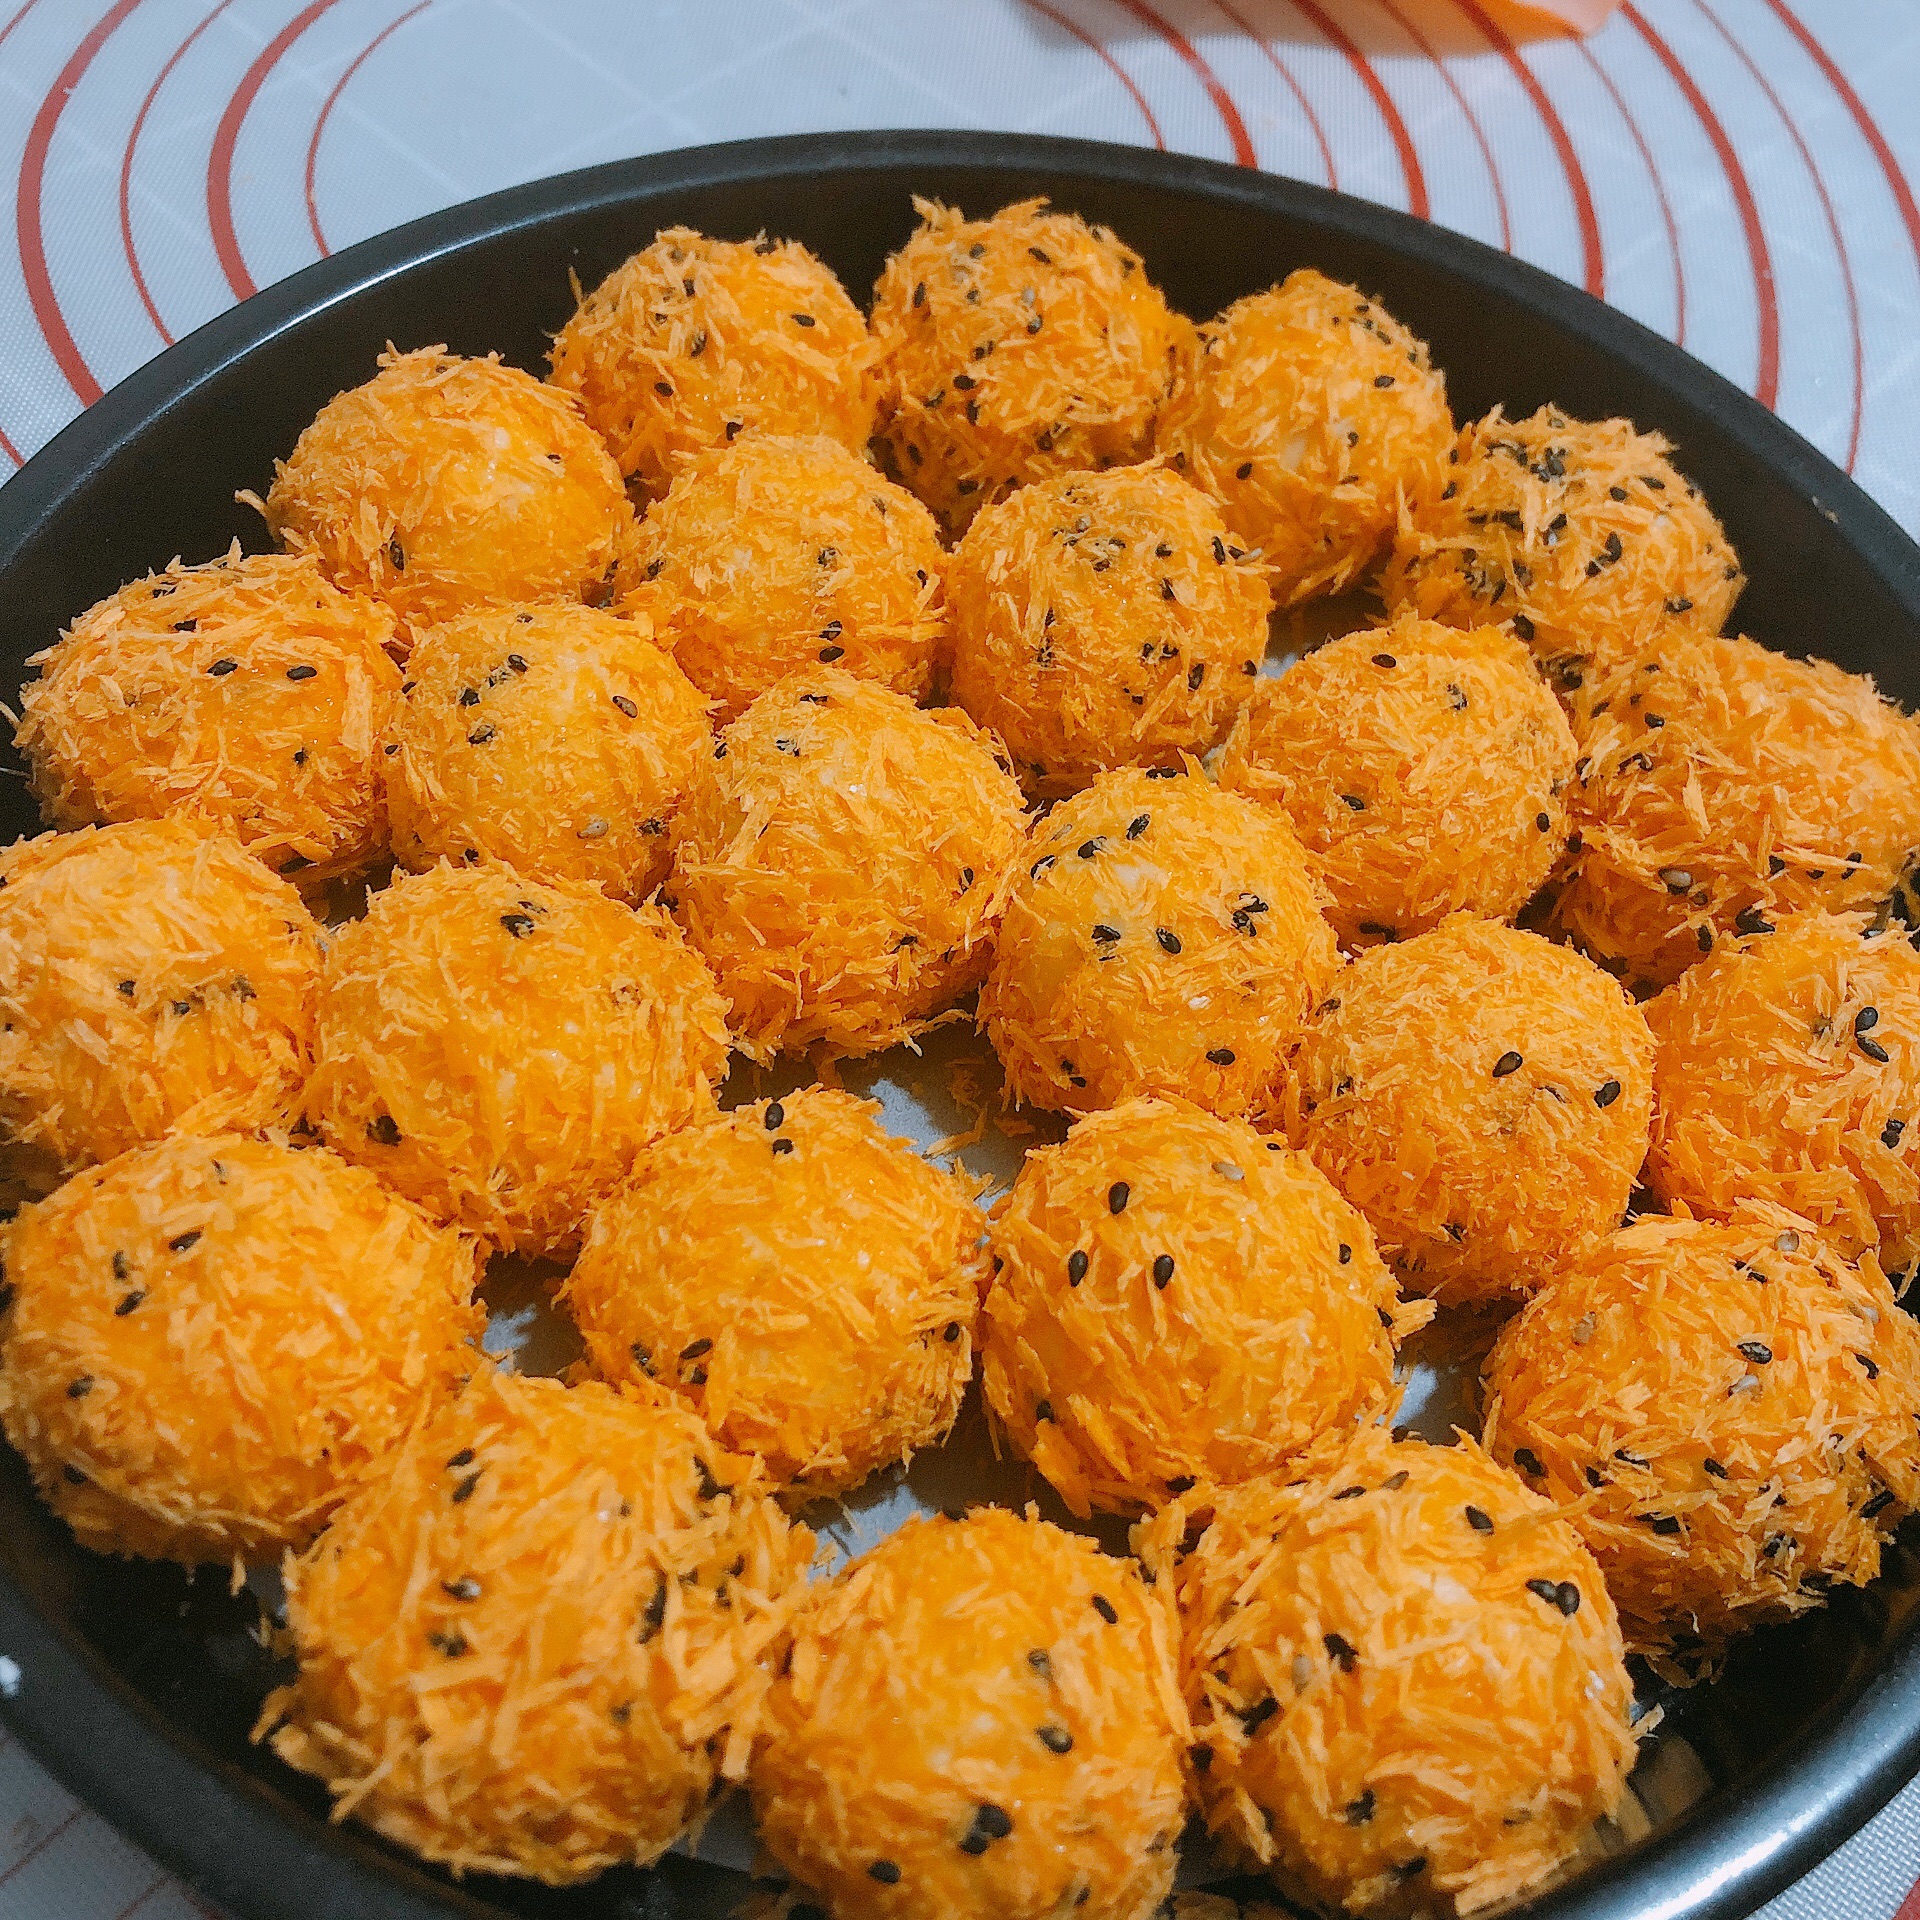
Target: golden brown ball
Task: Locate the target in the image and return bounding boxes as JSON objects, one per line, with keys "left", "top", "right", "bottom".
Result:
{"left": 947, "top": 464, "right": 1271, "bottom": 798}
{"left": 1156, "top": 269, "right": 1454, "bottom": 607}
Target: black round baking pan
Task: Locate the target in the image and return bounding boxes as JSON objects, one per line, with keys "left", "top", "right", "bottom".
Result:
{"left": 0, "top": 129, "right": 1917, "bottom": 1920}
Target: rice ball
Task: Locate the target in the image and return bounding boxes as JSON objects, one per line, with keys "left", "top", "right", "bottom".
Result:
{"left": 1484, "top": 1208, "right": 1920, "bottom": 1661}
{"left": 1219, "top": 619, "right": 1575, "bottom": 948}
{"left": 869, "top": 197, "right": 1191, "bottom": 538}
{"left": 0, "top": 1131, "right": 480, "bottom": 1563}
{"left": 16, "top": 548, "right": 400, "bottom": 889}
{"left": 980, "top": 766, "right": 1337, "bottom": 1119}
{"left": 264, "top": 1369, "right": 811, "bottom": 1883}
{"left": 0, "top": 820, "right": 321, "bottom": 1188}
{"left": 751, "top": 1506, "right": 1188, "bottom": 1920}
{"left": 1549, "top": 631, "right": 1920, "bottom": 992}
{"left": 1155, "top": 269, "right": 1453, "bottom": 607}
{"left": 1137, "top": 1429, "right": 1637, "bottom": 1918}
{"left": 565, "top": 1087, "right": 986, "bottom": 1500}
{"left": 263, "top": 347, "right": 631, "bottom": 640}
{"left": 1283, "top": 917, "right": 1654, "bottom": 1305}
{"left": 1382, "top": 405, "right": 1743, "bottom": 689}
{"left": 947, "top": 464, "right": 1271, "bottom": 798}
{"left": 304, "top": 862, "right": 729, "bottom": 1256}
{"left": 613, "top": 433, "right": 945, "bottom": 722}
{"left": 667, "top": 668, "right": 1028, "bottom": 1059}
{"left": 983, "top": 1096, "right": 1426, "bottom": 1518}
{"left": 549, "top": 228, "right": 874, "bottom": 502}
{"left": 383, "top": 601, "right": 709, "bottom": 902}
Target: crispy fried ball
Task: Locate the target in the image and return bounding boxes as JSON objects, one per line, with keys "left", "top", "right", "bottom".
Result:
{"left": 384, "top": 602, "right": 709, "bottom": 902}
{"left": 983, "top": 1097, "right": 1426, "bottom": 1519}
{"left": 0, "top": 1132, "right": 479, "bottom": 1564}
{"left": 1219, "top": 619, "right": 1575, "bottom": 949}
{"left": 1645, "top": 914, "right": 1920, "bottom": 1275}
{"left": 613, "top": 434, "right": 945, "bottom": 723}
{"left": 565, "top": 1088, "right": 985, "bottom": 1499}
{"left": 667, "top": 669, "right": 1028, "bottom": 1059}
{"left": 1282, "top": 918, "right": 1654, "bottom": 1305}
{"left": 305, "top": 863, "right": 728, "bottom": 1256}
{"left": 1484, "top": 1208, "right": 1920, "bottom": 1661}
{"left": 1155, "top": 270, "right": 1453, "bottom": 607}
{"left": 549, "top": 228, "right": 874, "bottom": 502}
{"left": 0, "top": 820, "right": 321, "bottom": 1188}
{"left": 263, "top": 347, "right": 631, "bottom": 640}
{"left": 1382, "top": 405, "right": 1743, "bottom": 688}
{"left": 16, "top": 548, "right": 400, "bottom": 888}
{"left": 870, "top": 198, "right": 1191, "bottom": 538}
{"left": 948, "top": 465, "right": 1271, "bottom": 798}
{"left": 981, "top": 766, "right": 1337, "bottom": 1119}
{"left": 1548, "top": 632, "right": 1920, "bottom": 992}
{"left": 264, "top": 1369, "right": 811, "bottom": 1884}
{"left": 751, "top": 1507, "right": 1187, "bottom": 1920}
{"left": 1137, "top": 1430, "right": 1637, "bottom": 1919}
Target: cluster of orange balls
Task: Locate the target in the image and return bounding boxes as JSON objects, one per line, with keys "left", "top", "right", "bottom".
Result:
{"left": 3, "top": 193, "right": 1920, "bottom": 1920}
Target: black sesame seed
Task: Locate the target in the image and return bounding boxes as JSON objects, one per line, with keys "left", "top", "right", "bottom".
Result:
{"left": 285, "top": 664, "right": 317, "bottom": 682}
{"left": 1206, "top": 1047, "right": 1236, "bottom": 1066}
{"left": 1324, "top": 1632, "right": 1358, "bottom": 1672}
{"left": 1659, "top": 867, "right": 1693, "bottom": 895}
{"left": 1034, "top": 1400, "right": 1054, "bottom": 1423}
{"left": 447, "top": 1448, "right": 475, "bottom": 1468}
{"left": 168, "top": 1231, "right": 201, "bottom": 1254}
{"left": 974, "top": 1802, "right": 1014, "bottom": 1840}
{"left": 1514, "top": 1447, "right": 1544, "bottom": 1476}
{"left": 1091, "top": 1594, "right": 1118, "bottom": 1624}
{"left": 428, "top": 1629, "right": 469, "bottom": 1657}
{"left": 500, "top": 912, "right": 535, "bottom": 938}
{"left": 1078, "top": 838, "right": 1104, "bottom": 859}
{"left": 1156, "top": 927, "right": 1181, "bottom": 955}
{"left": 1861, "top": 1034, "right": 1892, "bottom": 1065}
{"left": 1645, "top": 1514, "right": 1683, "bottom": 1536}
{"left": 451, "top": 1471, "right": 482, "bottom": 1504}
{"left": 1465, "top": 1505, "right": 1494, "bottom": 1534}
{"left": 1737, "top": 1341, "right": 1773, "bottom": 1365}
{"left": 1333, "top": 1484, "right": 1366, "bottom": 1500}
{"left": 1858, "top": 1351, "right": 1881, "bottom": 1379}
{"left": 1238, "top": 1696, "right": 1279, "bottom": 1734}
{"left": 62, "top": 1466, "right": 85, "bottom": 1485}
{"left": 1492, "top": 1050, "right": 1524, "bottom": 1078}
{"left": 1346, "top": 1789, "right": 1376, "bottom": 1825}
{"left": 1091, "top": 924, "right": 1121, "bottom": 944}
{"left": 1036, "top": 1724, "right": 1073, "bottom": 1754}
{"left": 791, "top": 312, "right": 816, "bottom": 328}
{"left": 1236, "top": 461, "right": 1253, "bottom": 479}
{"left": 639, "top": 1579, "right": 668, "bottom": 1642}
{"left": 1342, "top": 793, "right": 1367, "bottom": 812}
{"left": 1190, "top": 1742, "right": 1214, "bottom": 1773}
{"left": 1152, "top": 1254, "right": 1174, "bottom": 1289}
{"left": 366, "top": 1114, "right": 401, "bottom": 1146}
{"left": 1735, "top": 906, "right": 1776, "bottom": 937}
{"left": 67, "top": 1376, "right": 92, "bottom": 1399}
{"left": 942, "top": 1321, "right": 961, "bottom": 1342}
{"left": 1372, "top": 652, "right": 1397, "bottom": 669}
{"left": 611, "top": 694, "right": 639, "bottom": 718}
{"left": 680, "top": 1338, "right": 713, "bottom": 1361}
{"left": 1885, "top": 1118, "right": 1907, "bottom": 1149}
{"left": 459, "top": 686, "right": 480, "bottom": 707}
{"left": 443, "top": 1576, "right": 482, "bottom": 1601}
{"left": 1594, "top": 1080, "right": 1622, "bottom": 1109}
{"left": 1536, "top": 812, "right": 1552, "bottom": 832}
{"left": 771, "top": 1138, "right": 795, "bottom": 1156}
{"left": 1108, "top": 1182, "right": 1129, "bottom": 1214}
{"left": 114, "top": 1290, "right": 144, "bottom": 1316}
{"left": 1067, "top": 1250, "right": 1088, "bottom": 1286}
{"left": 112, "top": 1251, "right": 131, "bottom": 1280}
{"left": 466, "top": 725, "right": 495, "bottom": 746}
{"left": 1703, "top": 1458, "right": 1728, "bottom": 1478}
{"left": 868, "top": 1860, "right": 901, "bottom": 1884}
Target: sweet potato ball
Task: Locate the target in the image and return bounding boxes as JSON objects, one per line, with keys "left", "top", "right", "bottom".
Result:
{"left": 565, "top": 1087, "right": 985, "bottom": 1500}
{"left": 264, "top": 1369, "right": 811, "bottom": 1884}
{"left": 613, "top": 433, "right": 945, "bottom": 723}
{"left": 947, "top": 464, "right": 1271, "bottom": 798}
{"left": 983, "top": 1097, "right": 1425, "bottom": 1518}
{"left": 1485, "top": 1209, "right": 1920, "bottom": 1660}
{"left": 304, "top": 863, "right": 728, "bottom": 1256}
{"left": 0, "top": 820, "right": 321, "bottom": 1188}
{"left": 869, "top": 197, "right": 1191, "bottom": 538}
{"left": 1549, "top": 632, "right": 1920, "bottom": 993}
{"left": 1382, "top": 405, "right": 1743, "bottom": 690}
{"left": 1219, "top": 619, "right": 1575, "bottom": 948}
{"left": 1283, "top": 917, "right": 1654, "bottom": 1305}
{"left": 1645, "top": 913, "right": 1920, "bottom": 1276}
{"left": 751, "top": 1507, "right": 1187, "bottom": 1920}
{"left": 980, "top": 766, "right": 1337, "bottom": 1119}
{"left": 549, "top": 227, "right": 874, "bottom": 501}
{"left": 17, "top": 548, "right": 400, "bottom": 889}
{"left": 0, "top": 1131, "right": 479, "bottom": 1564}
{"left": 383, "top": 602, "right": 709, "bottom": 902}
{"left": 667, "top": 669, "right": 1028, "bottom": 1059}
{"left": 263, "top": 347, "right": 631, "bottom": 640}
{"left": 1155, "top": 269, "right": 1454, "bottom": 607}
{"left": 1137, "top": 1430, "right": 1637, "bottom": 1919}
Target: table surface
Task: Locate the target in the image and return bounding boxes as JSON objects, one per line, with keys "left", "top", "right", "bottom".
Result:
{"left": 1, "top": 2, "right": 1919, "bottom": 1917}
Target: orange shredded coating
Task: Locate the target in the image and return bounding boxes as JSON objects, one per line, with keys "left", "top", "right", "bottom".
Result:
{"left": 1155, "top": 269, "right": 1453, "bottom": 607}
{"left": 1135, "top": 1431, "right": 1637, "bottom": 1918}
{"left": 870, "top": 198, "right": 1192, "bottom": 538}
{"left": 1484, "top": 1207, "right": 1920, "bottom": 1662}
{"left": 1381, "top": 405, "right": 1743, "bottom": 688}
{"left": 0, "top": 1131, "right": 479, "bottom": 1564}
{"left": 1218, "top": 617, "right": 1575, "bottom": 948}
{"left": 565, "top": 1087, "right": 986, "bottom": 1500}
{"left": 1281, "top": 917, "right": 1654, "bottom": 1305}
{"left": 1645, "top": 913, "right": 1920, "bottom": 1274}
{"left": 1548, "top": 631, "right": 1920, "bottom": 992}
{"left": 304, "top": 862, "right": 729, "bottom": 1256}
{"left": 751, "top": 1507, "right": 1188, "bottom": 1920}
{"left": 549, "top": 228, "right": 874, "bottom": 500}
{"left": 613, "top": 434, "right": 945, "bottom": 722}
{"left": 263, "top": 346, "right": 631, "bottom": 641}
{"left": 0, "top": 820, "right": 321, "bottom": 1188}
{"left": 16, "top": 547, "right": 400, "bottom": 889}
{"left": 667, "top": 668, "right": 1029, "bottom": 1060}
{"left": 947, "top": 464, "right": 1271, "bottom": 799}
{"left": 980, "top": 765, "right": 1338, "bottom": 1119}
{"left": 384, "top": 602, "right": 709, "bottom": 903}
{"left": 262, "top": 1369, "right": 812, "bottom": 1884}
{"left": 740, "top": 1892, "right": 1289, "bottom": 1920}
{"left": 983, "top": 1097, "right": 1427, "bottom": 1518}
